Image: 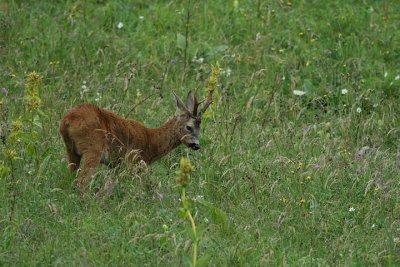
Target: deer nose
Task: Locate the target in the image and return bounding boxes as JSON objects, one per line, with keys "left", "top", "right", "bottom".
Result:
{"left": 190, "top": 143, "right": 200, "bottom": 150}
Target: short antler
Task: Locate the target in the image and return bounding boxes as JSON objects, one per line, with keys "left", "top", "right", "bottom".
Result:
{"left": 198, "top": 88, "right": 214, "bottom": 117}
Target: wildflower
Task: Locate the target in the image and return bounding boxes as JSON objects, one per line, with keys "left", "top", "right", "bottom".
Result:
{"left": 222, "top": 68, "right": 232, "bottom": 77}
{"left": 4, "top": 149, "right": 17, "bottom": 160}
{"left": 341, "top": 88, "right": 348, "bottom": 95}
{"left": 298, "top": 162, "right": 303, "bottom": 169}
{"left": 204, "top": 218, "right": 209, "bottom": 223}
{"left": 298, "top": 32, "right": 304, "bottom": 37}
{"left": 117, "top": 22, "right": 123, "bottom": 29}
{"left": 349, "top": 207, "right": 355, "bottom": 212}
{"left": 1, "top": 88, "right": 7, "bottom": 95}
{"left": 395, "top": 75, "right": 400, "bottom": 81}
{"left": 393, "top": 237, "right": 400, "bottom": 243}
{"left": 12, "top": 119, "right": 23, "bottom": 132}
{"left": 371, "top": 224, "right": 376, "bottom": 228}
{"left": 95, "top": 92, "right": 101, "bottom": 102}
{"left": 384, "top": 72, "right": 388, "bottom": 78}
{"left": 25, "top": 71, "right": 42, "bottom": 111}
{"left": 313, "top": 165, "right": 321, "bottom": 169}
{"left": 176, "top": 157, "right": 193, "bottom": 187}
{"left": 356, "top": 107, "right": 362, "bottom": 113}
{"left": 139, "top": 16, "right": 144, "bottom": 20}
{"left": 279, "top": 197, "right": 289, "bottom": 204}
{"left": 293, "top": 90, "right": 306, "bottom": 96}
{"left": 298, "top": 198, "right": 305, "bottom": 205}
{"left": 162, "top": 224, "right": 169, "bottom": 231}
{"left": 306, "top": 175, "right": 312, "bottom": 181}
{"left": 192, "top": 56, "right": 204, "bottom": 64}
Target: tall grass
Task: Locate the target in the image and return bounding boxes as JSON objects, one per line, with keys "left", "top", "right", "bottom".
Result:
{"left": 1, "top": 0, "right": 399, "bottom": 265}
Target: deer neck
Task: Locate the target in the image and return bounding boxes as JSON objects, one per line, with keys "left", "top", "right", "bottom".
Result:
{"left": 144, "top": 116, "right": 182, "bottom": 164}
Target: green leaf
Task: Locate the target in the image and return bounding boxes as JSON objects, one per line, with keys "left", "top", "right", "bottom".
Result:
{"left": 177, "top": 33, "right": 186, "bottom": 50}
{"left": 206, "top": 45, "right": 228, "bottom": 57}
{"left": 179, "top": 208, "right": 188, "bottom": 219}
{"left": 197, "top": 254, "right": 211, "bottom": 267}
{"left": 301, "top": 79, "right": 316, "bottom": 95}
{"left": 183, "top": 198, "right": 191, "bottom": 209}
{"left": 182, "top": 252, "right": 193, "bottom": 267}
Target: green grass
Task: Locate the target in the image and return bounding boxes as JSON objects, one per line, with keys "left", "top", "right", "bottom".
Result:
{"left": 1, "top": 0, "right": 400, "bottom": 266}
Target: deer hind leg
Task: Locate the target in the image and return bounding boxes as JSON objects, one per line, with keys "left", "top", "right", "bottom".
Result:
{"left": 75, "top": 131, "right": 107, "bottom": 193}
{"left": 77, "top": 150, "right": 102, "bottom": 193}
{"left": 60, "top": 125, "right": 81, "bottom": 172}
{"left": 66, "top": 145, "right": 81, "bottom": 172}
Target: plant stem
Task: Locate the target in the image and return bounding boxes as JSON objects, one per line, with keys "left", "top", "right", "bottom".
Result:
{"left": 187, "top": 210, "right": 198, "bottom": 267}
{"left": 9, "top": 159, "right": 16, "bottom": 221}
{"left": 181, "top": 187, "right": 198, "bottom": 267}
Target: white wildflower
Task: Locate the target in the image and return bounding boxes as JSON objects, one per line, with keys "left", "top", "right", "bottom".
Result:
{"left": 222, "top": 68, "right": 232, "bottom": 77}
{"left": 341, "top": 88, "right": 348, "bottom": 95}
{"left": 293, "top": 90, "right": 306, "bottom": 96}
{"left": 282, "top": 76, "right": 286, "bottom": 81}
{"left": 384, "top": 72, "right": 388, "bottom": 78}
{"left": 395, "top": 75, "right": 400, "bottom": 81}
{"left": 95, "top": 92, "right": 101, "bottom": 102}
{"left": 117, "top": 22, "right": 124, "bottom": 29}
{"left": 139, "top": 16, "right": 144, "bottom": 20}
{"left": 356, "top": 107, "right": 362, "bottom": 113}
{"left": 393, "top": 237, "right": 400, "bottom": 243}
{"left": 349, "top": 207, "right": 355, "bottom": 212}
{"left": 192, "top": 56, "right": 204, "bottom": 64}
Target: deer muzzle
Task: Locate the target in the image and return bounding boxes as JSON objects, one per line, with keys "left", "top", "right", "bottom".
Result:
{"left": 189, "top": 142, "right": 200, "bottom": 150}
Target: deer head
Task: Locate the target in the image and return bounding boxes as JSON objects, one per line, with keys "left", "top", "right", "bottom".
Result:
{"left": 173, "top": 91, "right": 204, "bottom": 151}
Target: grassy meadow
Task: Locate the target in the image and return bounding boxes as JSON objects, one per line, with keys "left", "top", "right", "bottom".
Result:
{"left": 1, "top": 0, "right": 400, "bottom": 266}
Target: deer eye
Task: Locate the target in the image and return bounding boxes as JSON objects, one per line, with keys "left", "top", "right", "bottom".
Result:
{"left": 185, "top": 126, "right": 193, "bottom": 132}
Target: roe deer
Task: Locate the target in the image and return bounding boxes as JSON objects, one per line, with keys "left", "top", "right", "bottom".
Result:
{"left": 60, "top": 91, "right": 211, "bottom": 192}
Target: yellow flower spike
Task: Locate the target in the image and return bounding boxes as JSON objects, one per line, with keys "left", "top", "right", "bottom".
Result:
{"left": 176, "top": 157, "right": 193, "bottom": 188}
{"left": 12, "top": 119, "right": 23, "bottom": 132}
{"left": 4, "top": 149, "right": 17, "bottom": 160}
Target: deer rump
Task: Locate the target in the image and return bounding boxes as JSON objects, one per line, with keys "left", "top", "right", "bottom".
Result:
{"left": 61, "top": 104, "right": 153, "bottom": 169}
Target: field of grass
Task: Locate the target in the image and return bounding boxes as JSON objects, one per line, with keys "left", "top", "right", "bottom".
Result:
{"left": 1, "top": 0, "right": 400, "bottom": 266}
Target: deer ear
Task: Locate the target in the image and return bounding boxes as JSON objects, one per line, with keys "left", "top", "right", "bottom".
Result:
{"left": 173, "top": 91, "right": 188, "bottom": 113}
{"left": 186, "top": 91, "right": 197, "bottom": 114}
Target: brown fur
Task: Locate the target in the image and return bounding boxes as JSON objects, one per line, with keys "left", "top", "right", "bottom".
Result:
{"left": 60, "top": 92, "right": 202, "bottom": 192}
